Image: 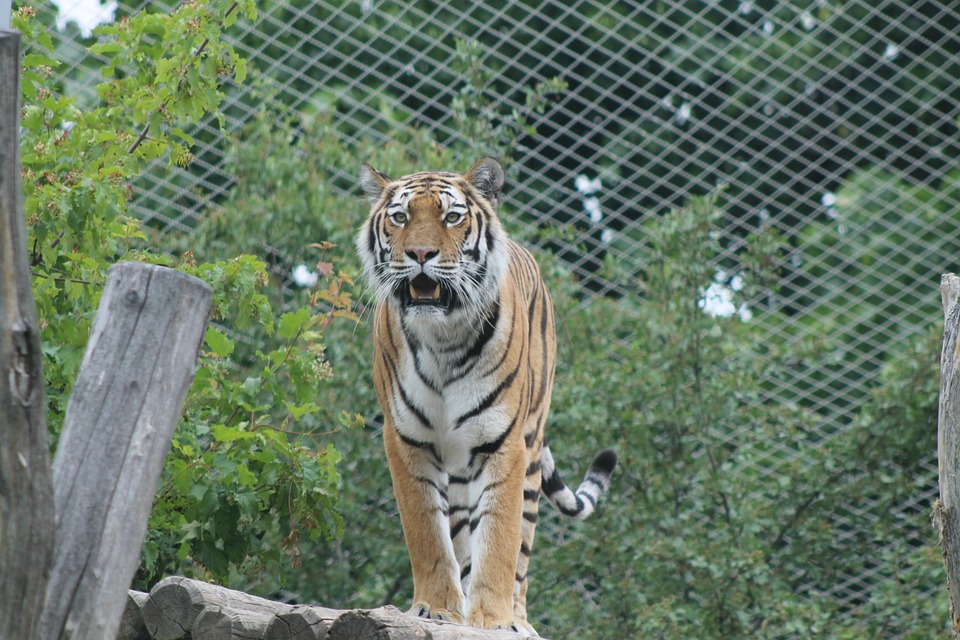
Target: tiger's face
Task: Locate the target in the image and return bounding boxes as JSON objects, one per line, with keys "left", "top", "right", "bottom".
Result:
{"left": 356, "top": 158, "right": 508, "bottom": 322}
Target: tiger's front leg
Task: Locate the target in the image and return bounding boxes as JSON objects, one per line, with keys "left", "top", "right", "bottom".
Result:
{"left": 383, "top": 419, "right": 465, "bottom": 623}
{"left": 464, "top": 442, "right": 526, "bottom": 631}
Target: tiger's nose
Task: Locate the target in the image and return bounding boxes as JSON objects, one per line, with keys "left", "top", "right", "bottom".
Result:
{"left": 407, "top": 247, "right": 439, "bottom": 264}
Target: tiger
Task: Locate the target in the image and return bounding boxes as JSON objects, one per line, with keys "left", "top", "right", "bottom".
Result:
{"left": 355, "top": 157, "right": 617, "bottom": 636}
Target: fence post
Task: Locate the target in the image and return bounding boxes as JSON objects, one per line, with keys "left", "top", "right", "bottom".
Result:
{"left": 0, "top": 27, "right": 56, "bottom": 640}
{"left": 41, "top": 262, "right": 213, "bottom": 640}
{"left": 938, "top": 273, "right": 960, "bottom": 638}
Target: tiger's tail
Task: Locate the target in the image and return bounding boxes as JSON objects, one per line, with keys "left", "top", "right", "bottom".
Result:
{"left": 540, "top": 445, "right": 617, "bottom": 520}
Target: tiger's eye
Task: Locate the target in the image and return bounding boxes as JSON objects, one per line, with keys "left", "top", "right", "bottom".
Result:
{"left": 445, "top": 212, "right": 462, "bottom": 224}
{"left": 391, "top": 212, "right": 407, "bottom": 225}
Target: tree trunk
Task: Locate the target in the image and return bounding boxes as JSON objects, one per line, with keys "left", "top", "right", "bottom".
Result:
{"left": 937, "top": 272, "right": 960, "bottom": 638}
{"left": 0, "top": 28, "right": 55, "bottom": 640}
{"left": 41, "top": 262, "right": 212, "bottom": 640}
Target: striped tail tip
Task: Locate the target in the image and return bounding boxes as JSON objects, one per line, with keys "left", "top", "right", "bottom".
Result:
{"left": 541, "top": 445, "right": 617, "bottom": 520}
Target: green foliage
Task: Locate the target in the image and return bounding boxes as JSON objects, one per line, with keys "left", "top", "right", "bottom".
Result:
{"left": 451, "top": 39, "right": 567, "bottom": 162}
{"left": 768, "top": 167, "right": 960, "bottom": 417}
{"left": 17, "top": 2, "right": 347, "bottom": 587}
{"left": 525, "top": 193, "right": 947, "bottom": 638}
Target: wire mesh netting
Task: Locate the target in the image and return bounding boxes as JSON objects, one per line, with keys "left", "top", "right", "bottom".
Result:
{"left": 39, "top": 0, "right": 959, "bottom": 628}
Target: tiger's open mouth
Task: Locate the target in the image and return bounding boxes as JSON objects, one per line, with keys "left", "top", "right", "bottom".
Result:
{"left": 399, "top": 273, "right": 453, "bottom": 310}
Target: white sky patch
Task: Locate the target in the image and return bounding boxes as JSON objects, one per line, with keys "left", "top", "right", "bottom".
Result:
{"left": 51, "top": 0, "right": 117, "bottom": 36}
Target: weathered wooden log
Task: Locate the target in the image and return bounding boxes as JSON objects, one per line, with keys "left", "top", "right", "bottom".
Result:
{"left": 328, "top": 606, "right": 530, "bottom": 640}
{"left": 194, "top": 607, "right": 276, "bottom": 640}
{"left": 117, "top": 591, "right": 151, "bottom": 640}
{"left": 264, "top": 605, "right": 339, "bottom": 640}
{"left": 141, "top": 577, "right": 544, "bottom": 640}
{"left": 144, "top": 576, "right": 295, "bottom": 640}
{"left": 0, "top": 28, "right": 55, "bottom": 640}
{"left": 40, "top": 262, "right": 213, "bottom": 640}
{"left": 937, "top": 272, "right": 960, "bottom": 638}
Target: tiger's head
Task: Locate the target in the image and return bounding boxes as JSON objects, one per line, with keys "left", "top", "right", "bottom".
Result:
{"left": 356, "top": 158, "right": 509, "bottom": 322}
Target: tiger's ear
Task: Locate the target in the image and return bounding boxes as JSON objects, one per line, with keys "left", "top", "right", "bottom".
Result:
{"left": 360, "top": 163, "right": 391, "bottom": 202}
{"left": 465, "top": 157, "right": 505, "bottom": 202}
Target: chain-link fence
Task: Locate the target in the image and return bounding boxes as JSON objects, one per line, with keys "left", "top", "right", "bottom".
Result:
{"left": 41, "top": 0, "right": 960, "bottom": 628}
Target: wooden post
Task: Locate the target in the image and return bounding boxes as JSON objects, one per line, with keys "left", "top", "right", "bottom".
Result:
{"left": 0, "top": 28, "right": 55, "bottom": 640}
{"left": 41, "top": 262, "right": 213, "bottom": 640}
{"left": 937, "top": 273, "right": 960, "bottom": 638}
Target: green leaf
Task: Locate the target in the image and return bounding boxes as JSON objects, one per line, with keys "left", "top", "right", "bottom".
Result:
{"left": 204, "top": 326, "right": 234, "bottom": 357}
{"left": 278, "top": 308, "right": 311, "bottom": 340}
{"left": 285, "top": 402, "right": 320, "bottom": 420}
{"left": 211, "top": 423, "right": 256, "bottom": 443}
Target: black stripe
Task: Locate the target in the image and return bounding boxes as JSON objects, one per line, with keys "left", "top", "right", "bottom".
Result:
{"left": 455, "top": 362, "right": 521, "bottom": 429}
{"left": 383, "top": 321, "right": 434, "bottom": 430}
{"left": 579, "top": 490, "right": 597, "bottom": 508}
{"left": 366, "top": 220, "right": 377, "bottom": 257}
{"left": 449, "top": 474, "right": 469, "bottom": 484}
{"left": 450, "top": 518, "right": 469, "bottom": 539}
{"left": 473, "top": 208, "right": 488, "bottom": 260}
{"left": 523, "top": 489, "right": 540, "bottom": 502}
{"left": 414, "top": 475, "right": 446, "bottom": 501}
{"left": 526, "top": 460, "right": 541, "bottom": 476}
{"left": 484, "top": 216, "right": 495, "bottom": 255}
{"left": 522, "top": 511, "right": 538, "bottom": 523}
{"left": 469, "top": 410, "right": 520, "bottom": 463}
{"left": 542, "top": 469, "right": 565, "bottom": 496}
{"left": 556, "top": 499, "right": 584, "bottom": 517}
{"left": 454, "top": 302, "right": 500, "bottom": 369}
{"left": 397, "top": 431, "right": 440, "bottom": 463}
{"left": 396, "top": 379, "right": 432, "bottom": 431}
{"left": 583, "top": 476, "right": 606, "bottom": 491}
{"left": 524, "top": 420, "right": 541, "bottom": 448}
{"left": 461, "top": 563, "right": 472, "bottom": 580}
{"left": 478, "top": 308, "right": 516, "bottom": 379}
{"left": 520, "top": 542, "right": 531, "bottom": 557}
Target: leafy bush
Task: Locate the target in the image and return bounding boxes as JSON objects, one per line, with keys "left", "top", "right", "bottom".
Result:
{"left": 16, "top": 1, "right": 346, "bottom": 588}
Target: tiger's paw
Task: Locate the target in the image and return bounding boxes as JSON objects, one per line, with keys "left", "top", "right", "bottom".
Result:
{"left": 409, "top": 602, "right": 463, "bottom": 624}
{"left": 467, "top": 610, "right": 538, "bottom": 636}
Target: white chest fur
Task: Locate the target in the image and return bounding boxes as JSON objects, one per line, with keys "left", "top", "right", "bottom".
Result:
{"left": 391, "top": 310, "right": 514, "bottom": 474}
